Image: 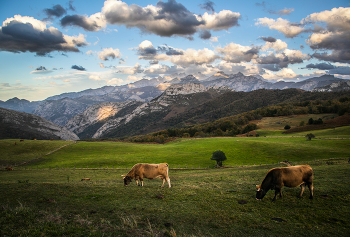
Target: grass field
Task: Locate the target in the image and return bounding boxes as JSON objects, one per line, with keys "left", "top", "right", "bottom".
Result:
{"left": 1, "top": 121, "right": 350, "bottom": 236}
{"left": 1, "top": 161, "right": 350, "bottom": 236}
{"left": 1, "top": 128, "right": 350, "bottom": 169}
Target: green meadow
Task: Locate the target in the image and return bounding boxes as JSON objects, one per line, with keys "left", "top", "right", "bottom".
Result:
{"left": 1, "top": 125, "right": 350, "bottom": 236}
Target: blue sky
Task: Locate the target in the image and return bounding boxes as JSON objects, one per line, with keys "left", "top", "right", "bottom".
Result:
{"left": 0, "top": 0, "right": 349, "bottom": 101}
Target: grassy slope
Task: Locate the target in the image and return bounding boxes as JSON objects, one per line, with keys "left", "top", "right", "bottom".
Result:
{"left": 1, "top": 125, "right": 350, "bottom": 236}
{"left": 1, "top": 135, "right": 349, "bottom": 169}
{"left": 1, "top": 162, "right": 349, "bottom": 236}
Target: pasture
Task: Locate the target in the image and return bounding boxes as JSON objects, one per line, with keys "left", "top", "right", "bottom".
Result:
{"left": 1, "top": 125, "right": 350, "bottom": 236}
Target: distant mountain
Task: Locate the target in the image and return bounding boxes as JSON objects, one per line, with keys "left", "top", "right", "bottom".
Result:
{"left": 202, "top": 72, "right": 271, "bottom": 92}
{"left": 0, "top": 107, "right": 79, "bottom": 140}
{"left": 68, "top": 83, "right": 233, "bottom": 139}
{"left": 0, "top": 97, "right": 42, "bottom": 113}
{"left": 312, "top": 80, "right": 350, "bottom": 92}
{"left": 168, "top": 75, "right": 201, "bottom": 84}
{"left": 33, "top": 86, "right": 163, "bottom": 126}
{"left": 64, "top": 101, "right": 142, "bottom": 139}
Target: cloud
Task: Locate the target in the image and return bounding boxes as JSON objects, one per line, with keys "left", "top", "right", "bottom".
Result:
{"left": 327, "top": 66, "right": 350, "bottom": 75}
{"left": 302, "top": 7, "right": 350, "bottom": 62}
{"left": 60, "top": 13, "right": 106, "bottom": 31}
{"left": 43, "top": 4, "right": 67, "bottom": 19}
{"left": 118, "top": 63, "right": 143, "bottom": 74}
{"left": 137, "top": 40, "right": 158, "bottom": 60}
{"left": 260, "top": 36, "right": 276, "bottom": 42}
{"left": 71, "top": 65, "right": 86, "bottom": 71}
{"left": 0, "top": 15, "right": 88, "bottom": 56}
{"left": 311, "top": 51, "right": 350, "bottom": 63}
{"left": 216, "top": 43, "right": 260, "bottom": 63}
{"left": 261, "top": 68, "right": 299, "bottom": 81}
{"left": 255, "top": 17, "right": 305, "bottom": 38}
{"left": 106, "top": 78, "right": 124, "bottom": 85}
{"left": 198, "top": 10, "right": 241, "bottom": 31}
{"left": 269, "top": 8, "right": 294, "bottom": 16}
{"left": 199, "top": 1, "right": 215, "bottom": 13}
{"left": 84, "top": 0, "right": 240, "bottom": 38}
{"left": 210, "top": 36, "right": 218, "bottom": 42}
{"left": 199, "top": 30, "right": 212, "bottom": 39}
{"left": 261, "top": 39, "right": 287, "bottom": 52}
{"left": 89, "top": 75, "right": 101, "bottom": 81}
{"left": 170, "top": 48, "right": 219, "bottom": 66}
{"left": 98, "top": 48, "right": 121, "bottom": 61}
{"left": 256, "top": 49, "right": 310, "bottom": 71}
{"left": 68, "top": 1, "right": 76, "bottom": 11}
{"left": 143, "top": 64, "right": 183, "bottom": 76}
{"left": 304, "top": 63, "right": 336, "bottom": 70}
{"left": 30, "top": 66, "right": 53, "bottom": 74}
{"left": 157, "top": 44, "right": 183, "bottom": 56}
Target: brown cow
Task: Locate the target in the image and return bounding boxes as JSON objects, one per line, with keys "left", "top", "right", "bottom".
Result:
{"left": 256, "top": 165, "right": 313, "bottom": 201}
{"left": 122, "top": 163, "right": 171, "bottom": 188}
{"left": 81, "top": 178, "right": 90, "bottom": 181}
{"left": 6, "top": 167, "right": 13, "bottom": 171}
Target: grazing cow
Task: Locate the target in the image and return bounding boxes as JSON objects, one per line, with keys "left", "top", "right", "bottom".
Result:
{"left": 256, "top": 165, "right": 313, "bottom": 202}
{"left": 20, "top": 139, "right": 24, "bottom": 142}
{"left": 81, "top": 178, "right": 90, "bottom": 181}
{"left": 6, "top": 167, "right": 13, "bottom": 171}
{"left": 122, "top": 163, "right": 171, "bottom": 188}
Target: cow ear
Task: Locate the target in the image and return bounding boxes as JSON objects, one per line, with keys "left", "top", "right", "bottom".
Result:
{"left": 121, "top": 175, "right": 126, "bottom": 179}
{"left": 256, "top": 185, "right": 260, "bottom": 190}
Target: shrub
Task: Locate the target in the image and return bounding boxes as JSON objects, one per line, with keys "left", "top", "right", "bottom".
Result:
{"left": 211, "top": 150, "right": 227, "bottom": 167}
{"left": 306, "top": 133, "right": 315, "bottom": 141}
{"left": 284, "top": 125, "right": 291, "bottom": 130}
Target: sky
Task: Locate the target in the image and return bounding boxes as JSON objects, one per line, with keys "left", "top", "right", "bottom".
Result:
{"left": 0, "top": 0, "right": 349, "bottom": 101}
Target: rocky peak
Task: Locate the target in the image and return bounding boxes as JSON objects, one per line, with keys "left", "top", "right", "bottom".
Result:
{"left": 162, "top": 83, "right": 207, "bottom": 96}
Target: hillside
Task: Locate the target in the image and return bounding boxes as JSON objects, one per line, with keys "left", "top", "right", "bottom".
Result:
{"left": 0, "top": 107, "right": 79, "bottom": 140}
{"left": 109, "top": 89, "right": 350, "bottom": 139}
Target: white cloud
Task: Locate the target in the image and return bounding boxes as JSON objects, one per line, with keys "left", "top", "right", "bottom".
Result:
{"left": 106, "top": 78, "right": 124, "bottom": 85}
{"left": 255, "top": 17, "right": 305, "bottom": 38}
{"left": 170, "top": 48, "right": 219, "bottom": 66}
{"left": 89, "top": 75, "right": 102, "bottom": 81}
{"left": 261, "top": 39, "right": 287, "bottom": 52}
{"left": 98, "top": 47, "right": 121, "bottom": 61}
{"left": 216, "top": 43, "right": 259, "bottom": 63}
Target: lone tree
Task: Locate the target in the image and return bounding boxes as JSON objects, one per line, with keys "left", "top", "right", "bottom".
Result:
{"left": 306, "top": 133, "right": 315, "bottom": 141}
{"left": 211, "top": 150, "right": 227, "bottom": 167}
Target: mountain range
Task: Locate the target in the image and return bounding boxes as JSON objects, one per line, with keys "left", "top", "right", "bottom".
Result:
{"left": 1, "top": 72, "right": 349, "bottom": 140}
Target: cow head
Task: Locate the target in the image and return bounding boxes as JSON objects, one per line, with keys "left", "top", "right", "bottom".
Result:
{"left": 256, "top": 185, "right": 267, "bottom": 200}
{"left": 122, "top": 175, "right": 132, "bottom": 186}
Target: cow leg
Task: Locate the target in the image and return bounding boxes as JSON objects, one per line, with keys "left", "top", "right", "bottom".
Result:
{"left": 167, "top": 178, "right": 171, "bottom": 188}
{"left": 160, "top": 177, "right": 165, "bottom": 188}
{"left": 140, "top": 179, "right": 144, "bottom": 187}
{"left": 272, "top": 188, "right": 281, "bottom": 202}
{"left": 299, "top": 183, "right": 306, "bottom": 198}
{"left": 308, "top": 183, "right": 314, "bottom": 199}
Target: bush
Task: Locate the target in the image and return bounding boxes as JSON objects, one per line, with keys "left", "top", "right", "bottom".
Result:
{"left": 211, "top": 150, "right": 227, "bottom": 167}
{"left": 306, "top": 133, "right": 315, "bottom": 141}
{"left": 284, "top": 125, "right": 291, "bottom": 130}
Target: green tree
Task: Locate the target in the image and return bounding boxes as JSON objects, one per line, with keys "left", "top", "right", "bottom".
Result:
{"left": 211, "top": 150, "right": 227, "bottom": 167}
{"left": 306, "top": 133, "right": 315, "bottom": 141}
